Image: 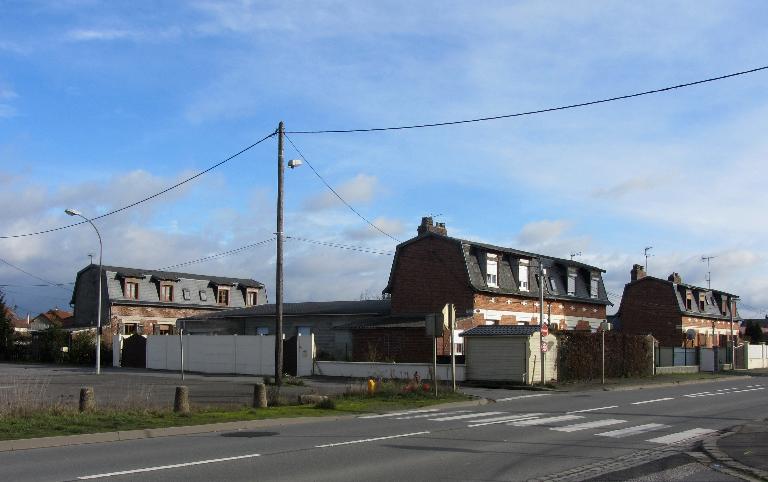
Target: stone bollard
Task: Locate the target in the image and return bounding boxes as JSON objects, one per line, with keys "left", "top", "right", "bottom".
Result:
{"left": 253, "top": 383, "right": 268, "bottom": 409}
{"left": 174, "top": 386, "right": 190, "bottom": 414}
{"left": 79, "top": 386, "right": 95, "bottom": 412}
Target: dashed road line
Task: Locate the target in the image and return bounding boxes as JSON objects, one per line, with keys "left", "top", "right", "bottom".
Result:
{"left": 630, "top": 397, "right": 674, "bottom": 405}
{"left": 566, "top": 405, "right": 618, "bottom": 414}
{"left": 646, "top": 428, "right": 715, "bottom": 445}
{"left": 467, "top": 413, "right": 544, "bottom": 427}
{"left": 395, "top": 411, "right": 470, "bottom": 420}
{"left": 510, "top": 415, "right": 583, "bottom": 427}
{"left": 78, "top": 453, "right": 261, "bottom": 479}
{"left": 551, "top": 419, "right": 626, "bottom": 433}
{"left": 315, "top": 431, "right": 429, "bottom": 448}
{"left": 429, "top": 411, "right": 505, "bottom": 422}
{"left": 496, "top": 393, "right": 552, "bottom": 402}
{"left": 596, "top": 423, "right": 670, "bottom": 438}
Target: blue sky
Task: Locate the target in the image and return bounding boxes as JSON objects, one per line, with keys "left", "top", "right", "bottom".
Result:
{"left": 1, "top": 1, "right": 768, "bottom": 317}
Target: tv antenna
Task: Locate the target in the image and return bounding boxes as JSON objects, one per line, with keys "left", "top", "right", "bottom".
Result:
{"left": 570, "top": 252, "right": 582, "bottom": 260}
{"left": 644, "top": 246, "right": 653, "bottom": 272}
{"left": 701, "top": 255, "right": 717, "bottom": 289}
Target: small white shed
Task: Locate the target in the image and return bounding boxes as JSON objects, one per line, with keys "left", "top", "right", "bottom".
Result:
{"left": 461, "top": 325, "right": 558, "bottom": 384}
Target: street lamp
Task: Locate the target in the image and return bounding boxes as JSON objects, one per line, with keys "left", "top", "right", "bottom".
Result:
{"left": 65, "top": 208, "right": 103, "bottom": 375}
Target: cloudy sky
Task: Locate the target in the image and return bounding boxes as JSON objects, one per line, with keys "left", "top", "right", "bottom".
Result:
{"left": 1, "top": 1, "right": 767, "bottom": 317}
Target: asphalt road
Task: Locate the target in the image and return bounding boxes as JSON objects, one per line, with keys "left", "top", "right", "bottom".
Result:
{"left": 1, "top": 378, "right": 764, "bottom": 481}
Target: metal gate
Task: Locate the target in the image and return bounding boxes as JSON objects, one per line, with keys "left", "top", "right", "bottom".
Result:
{"left": 283, "top": 335, "right": 298, "bottom": 376}
{"left": 121, "top": 334, "right": 147, "bottom": 368}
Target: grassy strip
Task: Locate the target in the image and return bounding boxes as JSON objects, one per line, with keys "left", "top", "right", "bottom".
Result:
{"left": 0, "top": 392, "right": 469, "bottom": 441}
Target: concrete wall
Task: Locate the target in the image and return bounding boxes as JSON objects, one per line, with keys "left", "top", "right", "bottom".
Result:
{"left": 656, "top": 365, "right": 699, "bottom": 374}
{"left": 746, "top": 343, "right": 768, "bottom": 369}
{"left": 146, "top": 335, "right": 277, "bottom": 376}
{"left": 314, "top": 360, "right": 466, "bottom": 381}
{"left": 527, "top": 334, "right": 558, "bottom": 384}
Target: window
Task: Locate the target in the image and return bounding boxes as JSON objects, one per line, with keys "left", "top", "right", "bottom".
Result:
{"left": 590, "top": 273, "right": 599, "bottom": 299}
{"left": 698, "top": 295, "right": 705, "bottom": 311}
{"left": 125, "top": 281, "right": 139, "bottom": 299}
{"left": 161, "top": 284, "right": 173, "bottom": 302}
{"left": 548, "top": 276, "right": 557, "bottom": 292}
{"left": 486, "top": 257, "right": 498, "bottom": 287}
{"left": 199, "top": 290, "right": 207, "bottom": 301}
{"left": 154, "top": 324, "right": 173, "bottom": 335}
{"left": 686, "top": 292, "right": 693, "bottom": 311}
{"left": 256, "top": 326, "right": 269, "bottom": 335}
{"left": 217, "top": 288, "right": 230, "bottom": 306}
{"left": 518, "top": 261, "right": 529, "bottom": 291}
{"left": 182, "top": 288, "right": 191, "bottom": 301}
{"left": 246, "top": 290, "right": 258, "bottom": 306}
{"left": 567, "top": 268, "right": 576, "bottom": 296}
{"left": 123, "top": 323, "right": 138, "bottom": 335}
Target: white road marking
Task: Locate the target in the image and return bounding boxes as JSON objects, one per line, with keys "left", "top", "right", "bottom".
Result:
{"left": 596, "top": 423, "right": 669, "bottom": 438}
{"left": 467, "top": 413, "right": 544, "bottom": 427}
{"left": 78, "top": 453, "right": 261, "bottom": 479}
{"left": 551, "top": 419, "right": 626, "bottom": 432}
{"left": 496, "top": 393, "right": 552, "bottom": 402}
{"left": 359, "top": 408, "right": 441, "bottom": 419}
{"left": 646, "top": 428, "right": 715, "bottom": 445}
{"left": 509, "top": 414, "right": 583, "bottom": 427}
{"left": 429, "top": 411, "right": 506, "bottom": 422}
{"left": 395, "top": 411, "right": 470, "bottom": 419}
{"left": 567, "top": 405, "right": 618, "bottom": 414}
{"left": 631, "top": 397, "right": 674, "bottom": 405}
{"left": 685, "top": 387, "right": 764, "bottom": 398}
{"left": 315, "top": 431, "right": 429, "bottom": 448}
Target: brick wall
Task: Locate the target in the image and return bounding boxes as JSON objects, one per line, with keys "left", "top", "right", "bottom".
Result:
{"left": 389, "top": 236, "right": 474, "bottom": 315}
{"left": 352, "top": 329, "right": 433, "bottom": 363}
{"left": 473, "top": 293, "right": 607, "bottom": 322}
{"left": 619, "top": 278, "right": 683, "bottom": 346}
{"left": 104, "top": 304, "right": 220, "bottom": 345}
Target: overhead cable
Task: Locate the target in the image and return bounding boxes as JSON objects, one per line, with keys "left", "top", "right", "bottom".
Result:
{"left": 283, "top": 133, "right": 401, "bottom": 243}
{"left": 159, "top": 237, "right": 276, "bottom": 270}
{"left": 0, "top": 131, "right": 277, "bottom": 239}
{"left": 286, "top": 65, "right": 768, "bottom": 134}
{"left": 0, "top": 257, "right": 72, "bottom": 292}
{"left": 286, "top": 236, "right": 394, "bottom": 256}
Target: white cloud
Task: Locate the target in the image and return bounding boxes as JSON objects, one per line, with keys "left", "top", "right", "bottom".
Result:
{"left": 303, "top": 174, "right": 378, "bottom": 212}
{"left": 343, "top": 217, "right": 405, "bottom": 241}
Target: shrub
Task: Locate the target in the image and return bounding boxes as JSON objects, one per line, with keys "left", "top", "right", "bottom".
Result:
{"left": 315, "top": 398, "right": 336, "bottom": 410}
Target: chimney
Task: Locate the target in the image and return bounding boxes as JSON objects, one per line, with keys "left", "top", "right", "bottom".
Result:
{"left": 630, "top": 264, "right": 646, "bottom": 281}
{"left": 417, "top": 217, "right": 447, "bottom": 236}
{"left": 668, "top": 272, "right": 682, "bottom": 284}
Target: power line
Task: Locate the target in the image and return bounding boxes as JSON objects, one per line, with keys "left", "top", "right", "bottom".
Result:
{"left": 0, "top": 283, "right": 75, "bottom": 288}
{"left": 286, "top": 236, "right": 394, "bottom": 255}
{"left": 286, "top": 65, "right": 768, "bottom": 134}
{"left": 283, "top": 133, "right": 401, "bottom": 243}
{"left": 159, "top": 237, "right": 276, "bottom": 271}
{"left": 0, "top": 257, "right": 72, "bottom": 292}
{"left": 0, "top": 131, "right": 277, "bottom": 240}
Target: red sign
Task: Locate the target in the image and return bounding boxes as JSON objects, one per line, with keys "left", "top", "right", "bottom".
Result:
{"left": 541, "top": 323, "right": 549, "bottom": 337}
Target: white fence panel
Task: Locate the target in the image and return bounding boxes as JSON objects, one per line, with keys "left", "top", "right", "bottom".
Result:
{"left": 146, "top": 335, "right": 278, "bottom": 375}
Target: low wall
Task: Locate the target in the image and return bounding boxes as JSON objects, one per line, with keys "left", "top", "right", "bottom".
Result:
{"left": 656, "top": 365, "right": 699, "bottom": 374}
{"left": 747, "top": 343, "right": 768, "bottom": 369}
{"left": 314, "top": 361, "right": 466, "bottom": 381}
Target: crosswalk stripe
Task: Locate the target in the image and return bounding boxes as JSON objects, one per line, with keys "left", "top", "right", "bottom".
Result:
{"left": 495, "top": 393, "right": 552, "bottom": 402}
{"left": 509, "top": 414, "right": 583, "bottom": 427}
{"left": 551, "top": 419, "right": 626, "bottom": 432}
{"left": 467, "top": 413, "right": 544, "bottom": 427}
{"left": 359, "top": 408, "right": 441, "bottom": 419}
{"left": 566, "top": 405, "right": 618, "bottom": 414}
{"left": 685, "top": 387, "right": 764, "bottom": 398}
{"left": 631, "top": 397, "right": 673, "bottom": 405}
{"left": 428, "top": 411, "right": 505, "bottom": 422}
{"left": 395, "top": 411, "right": 470, "bottom": 420}
{"left": 596, "top": 423, "right": 669, "bottom": 438}
{"left": 646, "top": 428, "right": 715, "bottom": 445}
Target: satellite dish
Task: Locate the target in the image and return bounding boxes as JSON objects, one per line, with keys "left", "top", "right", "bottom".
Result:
{"left": 686, "top": 329, "right": 696, "bottom": 340}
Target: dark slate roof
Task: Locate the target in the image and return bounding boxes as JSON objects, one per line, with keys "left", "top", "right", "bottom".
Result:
{"left": 181, "top": 300, "right": 391, "bottom": 320}
{"left": 741, "top": 318, "right": 768, "bottom": 327}
{"left": 100, "top": 265, "right": 264, "bottom": 288}
{"left": 460, "top": 325, "right": 541, "bottom": 337}
{"left": 624, "top": 276, "right": 740, "bottom": 321}
{"left": 336, "top": 314, "right": 426, "bottom": 330}
{"left": 384, "top": 231, "right": 611, "bottom": 306}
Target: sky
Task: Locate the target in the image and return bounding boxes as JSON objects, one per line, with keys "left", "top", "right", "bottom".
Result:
{"left": 1, "top": 1, "right": 768, "bottom": 318}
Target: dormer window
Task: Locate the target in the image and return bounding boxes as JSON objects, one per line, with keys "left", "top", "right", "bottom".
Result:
{"left": 567, "top": 267, "right": 576, "bottom": 296}
{"left": 182, "top": 288, "right": 191, "bottom": 301}
{"left": 199, "top": 290, "right": 208, "bottom": 302}
{"left": 548, "top": 277, "right": 557, "bottom": 292}
{"left": 686, "top": 291, "right": 693, "bottom": 311}
{"left": 518, "top": 260, "right": 529, "bottom": 291}
{"left": 486, "top": 255, "right": 498, "bottom": 288}
{"left": 590, "top": 272, "right": 599, "bottom": 299}
{"left": 160, "top": 284, "right": 174, "bottom": 302}
{"left": 246, "top": 289, "right": 258, "bottom": 306}
{"left": 217, "top": 287, "right": 230, "bottom": 306}
{"left": 698, "top": 294, "right": 705, "bottom": 311}
{"left": 125, "top": 281, "right": 139, "bottom": 300}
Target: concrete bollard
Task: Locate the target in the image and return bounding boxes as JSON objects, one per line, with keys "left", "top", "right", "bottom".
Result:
{"left": 79, "top": 386, "right": 95, "bottom": 412}
{"left": 253, "top": 383, "right": 268, "bottom": 409}
{"left": 174, "top": 386, "right": 190, "bottom": 414}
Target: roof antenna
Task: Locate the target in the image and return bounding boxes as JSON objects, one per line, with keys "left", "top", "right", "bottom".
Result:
{"left": 644, "top": 246, "right": 653, "bottom": 272}
{"left": 570, "top": 252, "right": 582, "bottom": 260}
{"left": 701, "top": 255, "right": 717, "bottom": 289}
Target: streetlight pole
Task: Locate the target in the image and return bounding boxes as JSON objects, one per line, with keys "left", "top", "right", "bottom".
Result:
{"left": 730, "top": 297, "right": 737, "bottom": 370}
{"left": 538, "top": 257, "right": 545, "bottom": 385}
{"left": 65, "top": 209, "right": 103, "bottom": 375}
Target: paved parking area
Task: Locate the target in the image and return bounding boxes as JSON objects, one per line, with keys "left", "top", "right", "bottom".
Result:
{"left": 0, "top": 363, "right": 350, "bottom": 410}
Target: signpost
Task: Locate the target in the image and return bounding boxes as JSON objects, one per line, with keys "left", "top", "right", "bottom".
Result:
{"left": 425, "top": 313, "right": 444, "bottom": 398}
{"left": 541, "top": 323, "right": 549, "bottom": 337}
{"left": 442, "top": 303, "right": 457, "bottom": 393}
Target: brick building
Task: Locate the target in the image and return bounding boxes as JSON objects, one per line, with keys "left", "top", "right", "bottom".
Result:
{"left": 380, "top": 217, "right": 611, "bottom": 357}
{"left": 71, "top": 264, "right": 265, "bottom": 344}
{"left": 615, "top": 264, "right": 740, "bottom": 347}
{"left": 29, "top": 309, "right": 73, "bottom": 331}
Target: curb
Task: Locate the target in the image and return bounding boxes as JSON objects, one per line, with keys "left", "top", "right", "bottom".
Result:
{"left": 702, "top": 431, "right": 768, "bottom": 481}
{"left": 0, "top": 397, "right": 490, "bottom": 453}
{"left": 559, "top": 375, "right": 753, "bottom": 393}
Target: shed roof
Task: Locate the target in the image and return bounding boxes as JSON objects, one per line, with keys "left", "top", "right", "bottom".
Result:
{"left": 460, "top": 325, "right": 540, "bottom": 337}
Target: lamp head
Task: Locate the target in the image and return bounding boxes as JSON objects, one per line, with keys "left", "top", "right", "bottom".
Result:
{"left": 65, "top": 208, "right": 82, "bottom": 217}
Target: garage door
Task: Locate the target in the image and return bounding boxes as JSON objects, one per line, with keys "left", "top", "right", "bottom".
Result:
{"left": 466, "top": 336, "right": 527, "bottom": 382}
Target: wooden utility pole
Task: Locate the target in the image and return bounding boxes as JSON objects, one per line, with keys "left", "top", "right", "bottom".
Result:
{"left": 538, "top": 257, "right": 545, "bottom": 385}
{"left": 275, "top": 121, "right": 285, "bottom": 386}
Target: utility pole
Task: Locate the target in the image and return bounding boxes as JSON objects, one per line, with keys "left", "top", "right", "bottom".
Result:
{"left": 275, "top": 121, "right": 285, "bottom": 387}
{"left": 701, "top": 255, "right": 717, "bottom": 289}
{"left": 730, "top": 297, "right": 738, "bottom": 369}
{"left": 644, "top": 246, "right": 653, "bottom": 272}
{"left": 538, "top": 257, "right": 545, "bottom": 385}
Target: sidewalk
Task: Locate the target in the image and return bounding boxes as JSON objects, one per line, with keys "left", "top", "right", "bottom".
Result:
{"left": 704, "top": 420, "right": 768, "bottom": 480}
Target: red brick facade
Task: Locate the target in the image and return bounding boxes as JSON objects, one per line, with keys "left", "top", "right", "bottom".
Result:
{"left": 104, "top": 304, "right": 220, "bottom": 345}
{"left": 351, "top": 328, "right": 433, "bottom": 363}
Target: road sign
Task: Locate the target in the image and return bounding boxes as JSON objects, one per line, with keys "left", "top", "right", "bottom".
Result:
{"left": 540, "top": 323, "right": 549, "bottom": 337}
{"left": 541, "top": 342, "right": 549, "bottom": 353}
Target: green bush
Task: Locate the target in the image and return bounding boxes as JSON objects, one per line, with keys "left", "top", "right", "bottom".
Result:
{"left": 315, "top": 398, "right": 336, "bottom": 409}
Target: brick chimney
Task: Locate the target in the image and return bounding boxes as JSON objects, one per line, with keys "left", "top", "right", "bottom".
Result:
{"left": 630, "top": 264, "right": 646, "bottom": 281}
{"left": 668, "top": 272, "right": 682, "bottom": 284}
{"left": 417, "top": 217, "right": 447, "bottom": 236}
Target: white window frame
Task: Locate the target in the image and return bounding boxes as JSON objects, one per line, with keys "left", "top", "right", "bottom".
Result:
{"left": 590, "top": 273, "right": 599, "bottom": 299}
{"left": 548, "top": 276, "right": 557, "bottom": 292}
{"left": 486, "top": 257, "right": 498, "bottom": 288}
{"left": 518, "top": 260, "right": 530, "bottom": 291}
{"left": 567, "top": 268, "right": 577, "bottom": 296}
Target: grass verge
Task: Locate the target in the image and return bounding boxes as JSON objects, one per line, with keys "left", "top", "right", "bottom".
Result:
{"left": 0, "top": 391, "right": 470, "bottom": 441}
{"left": 554, "top": 370, "right": 746, "bottom": 391}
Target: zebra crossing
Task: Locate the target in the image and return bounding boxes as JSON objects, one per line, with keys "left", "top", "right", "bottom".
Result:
{"left": 361, "top": 407, "right": 716, "bottom": 446}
